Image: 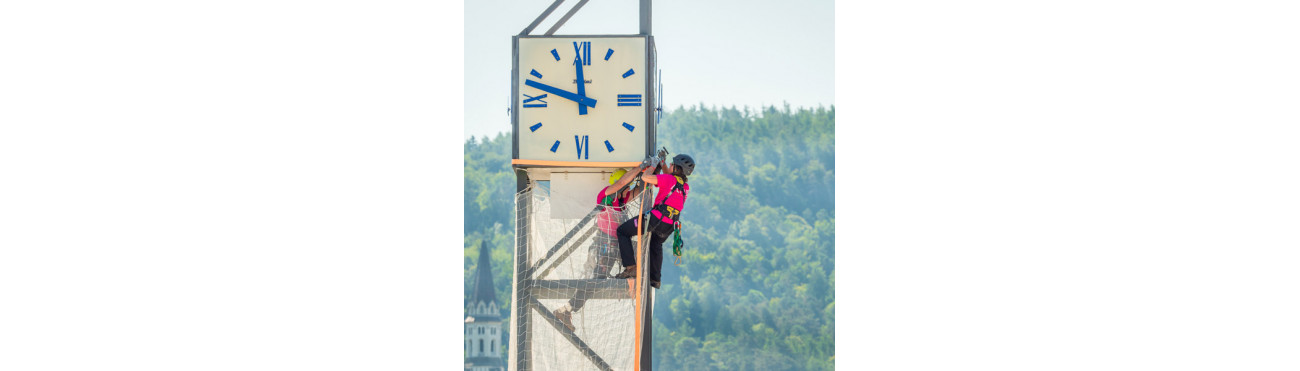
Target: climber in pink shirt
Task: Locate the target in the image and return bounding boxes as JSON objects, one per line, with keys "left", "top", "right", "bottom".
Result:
{"left": 613, "top": 154, "right": 696, "bottom": 289}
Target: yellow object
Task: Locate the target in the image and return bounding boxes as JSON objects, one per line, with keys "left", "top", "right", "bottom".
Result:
{"left": 609, "top": 168, "right": 628, "bottom": 185}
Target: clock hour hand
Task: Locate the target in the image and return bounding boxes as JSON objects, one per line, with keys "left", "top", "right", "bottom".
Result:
{"left": 525, "top": 79, "right": 596, "bottom": 108}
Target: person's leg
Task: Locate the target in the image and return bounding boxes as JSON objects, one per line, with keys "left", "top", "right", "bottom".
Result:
{"left": 616, "top": 218, "right": 640, "bottom": 268}
{"left": 555, "top": 303, "right": 576, "bottom": 332}
{"left": 606, "top": 234, "right": 622, "bottom": 273}
{"left": 567, "top": 237, "right": 605, "bottom": 314}
{"left": 595, "top": 234, "right": 618, "bottom": 278}
{"left": 648, "top": 230, "right": 666, "bottom": 283}
{"left": 582, "top": 238, "right": 600, "bottom": 277}
{"left": 569, "top": 290, "right": 587, "bottom": 312}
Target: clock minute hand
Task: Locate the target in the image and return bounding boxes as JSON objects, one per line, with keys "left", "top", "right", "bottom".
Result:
{"left": 575, "top": 57, "right": 588, "bottom": 115}
{"left": 525, "top": 79, "right": 596, "bottom": 108}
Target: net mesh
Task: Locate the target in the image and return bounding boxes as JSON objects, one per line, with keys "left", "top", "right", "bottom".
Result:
{"left": 509, "top": 181, "right": 648, "bottom": 371}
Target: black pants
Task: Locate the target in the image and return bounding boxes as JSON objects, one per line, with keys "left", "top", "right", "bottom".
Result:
{"left": 616, "top": 215, "right": 671, "bottom": 282}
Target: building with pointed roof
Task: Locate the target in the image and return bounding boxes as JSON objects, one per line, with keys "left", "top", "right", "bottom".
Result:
{"left": 465, "top": 241, "right": 503, "bottom": 371}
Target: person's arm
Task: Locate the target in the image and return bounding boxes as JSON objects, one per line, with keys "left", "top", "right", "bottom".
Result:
{"left": 610, "top": 165, "right": 644, "bottom": 191}
{"left": 641, "top": 159, "right": 669, "bottom": 184}
{"left": 619, "top": 165, "right": 652, "bottom": 199}
{"left": 625, "top": 183, "right": 646, "bottom": 201}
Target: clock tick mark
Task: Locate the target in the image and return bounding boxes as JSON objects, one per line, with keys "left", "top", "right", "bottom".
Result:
{"left": 549, "top": 141, "right": 560, "bottom": 153}
{"left": 617, "top": 94, "right": 642, "bottom": 107}
{"left": 622, "top": 122, "right": 635, "bottom": 132}
{"left": 604, "top": 49, "right": 614, "bottom": 61}
{"left": 529, "top": 69, "right": 542, "bottom": 78}
{"left": 550, "top": 49, "right": 560, "bottom": 61}
{"left": 605, "top": 140, "right": 615, "bottom": 152}
{"left": 529, "top": 123, "right": 542, "bottom": 132}
{"left": 622, "top": 69, "right": 635, "bottom": 78}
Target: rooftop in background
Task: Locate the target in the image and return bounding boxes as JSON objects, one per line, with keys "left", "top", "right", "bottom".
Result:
{"left": 467, "top": 242, "right": 500, "bottom": 321}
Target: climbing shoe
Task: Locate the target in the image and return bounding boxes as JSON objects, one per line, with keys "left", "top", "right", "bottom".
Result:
{"left": 613, "top": 266, "right": 636, "bottom": 279}
{"left": 554, "top": 307, "right": 575, "bottom": 332}
{"left": 651, "top": 280, "right": 661, "bottom": 289}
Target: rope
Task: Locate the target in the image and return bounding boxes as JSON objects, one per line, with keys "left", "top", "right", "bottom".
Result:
{"left": 672, "top": 221, "right": 685, "bottom": 266}
{"left": 632, "top": 178, "right": 650, "bottom": 371}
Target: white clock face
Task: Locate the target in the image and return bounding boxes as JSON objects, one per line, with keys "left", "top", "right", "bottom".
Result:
{"left": 516, "top": 37, "right": 648, "bottom": 163}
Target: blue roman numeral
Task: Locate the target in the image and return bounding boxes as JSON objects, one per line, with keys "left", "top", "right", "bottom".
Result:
{"left": 617, "top": 94, "right": 642, "bottom": 107}
{"left": 573, "top": 41, "right": 591, "bottom": 65}
{"left": 522, "top": 94, "right": 548, "bottom": 108}
{"left": 574, "top": 135, "right": 589, "bottom": 159}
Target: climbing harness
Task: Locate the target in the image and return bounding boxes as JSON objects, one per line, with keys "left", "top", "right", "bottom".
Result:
{"left": 647, "top": 175, "right": 687, "bottom": 235}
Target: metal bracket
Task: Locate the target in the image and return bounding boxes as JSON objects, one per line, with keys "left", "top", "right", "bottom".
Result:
{"left": 640, "top": 0, "right": 652, "bottom": 35}
{"left": 521, "top": 0, "right": 652, "bottom": 36}
{"left": 544, "top": 0, "right": 591, "bottom": 36}
{"left": 520, "top": 0, "right": 566, "bottom": 36}
{"left": 656, "top": 69, "right": 663, "bottom": 122}
{"left": 528, "top": 279, "right": 633, "bottom": 300}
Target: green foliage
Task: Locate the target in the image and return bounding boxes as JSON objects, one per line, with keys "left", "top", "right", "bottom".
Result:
{"left": 464, "top": 104, "right": 835, "bottom": 370}
{"left": 463, "top": 132, "right": 517, "bottom": 354}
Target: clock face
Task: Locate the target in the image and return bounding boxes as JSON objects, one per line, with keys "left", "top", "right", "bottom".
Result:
{"left": 515, "top": 36, "right": 649, "bottom": 163}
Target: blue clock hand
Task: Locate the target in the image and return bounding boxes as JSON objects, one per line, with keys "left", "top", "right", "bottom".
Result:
{"left": 575, "top": 57, "right": 588, "bottom": 115}
{"left": 525, "top": 79, "right": 596, "bottom": 108}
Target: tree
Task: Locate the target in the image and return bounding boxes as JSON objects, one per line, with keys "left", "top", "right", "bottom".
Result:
{"left": 465, "top": 105, "right": 836, "bottom": 371}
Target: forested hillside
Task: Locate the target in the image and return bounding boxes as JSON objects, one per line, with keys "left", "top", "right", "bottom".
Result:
{"left": 465, "top": 104, "right": 835, "bottom": 370}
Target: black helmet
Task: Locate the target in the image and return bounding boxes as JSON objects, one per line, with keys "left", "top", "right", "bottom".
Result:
{"left": 671, "top": 154, "right": 695, "bottom": 176}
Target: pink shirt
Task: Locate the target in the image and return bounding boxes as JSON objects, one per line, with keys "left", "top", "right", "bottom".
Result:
{"left": 649, "top": 174, "right": 688, "bottom": 222}
{"left": 595, "top": 186, "right": 627, "bottom": 235}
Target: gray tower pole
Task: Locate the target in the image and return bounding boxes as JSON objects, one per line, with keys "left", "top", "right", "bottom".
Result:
{"left": 639, "top": 0, "right": 652, "bottom": 35}
{"left": 639, "top": 3, "right": 653, "bottom": 369}
{"left": 513, "top": 169, "right": 531, "bottom": 371}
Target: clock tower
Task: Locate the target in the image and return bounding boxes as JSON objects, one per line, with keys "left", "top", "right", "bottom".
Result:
{"left": 509, "top": 1, "right": 660, "bottom": 370}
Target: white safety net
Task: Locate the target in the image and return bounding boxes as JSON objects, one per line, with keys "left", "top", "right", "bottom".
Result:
{"left": 508, "top": 181, "right": 651, "bottom": 371}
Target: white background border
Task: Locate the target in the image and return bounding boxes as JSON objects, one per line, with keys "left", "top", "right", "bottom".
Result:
{"left": 2, "top": 0, "right": 1298, "bottom": 370}
{"left": 1, "top": 0, "right": 459, "bottom": 369}
{"left": 845, "top": 0, "right": 1300, "bottom": 369}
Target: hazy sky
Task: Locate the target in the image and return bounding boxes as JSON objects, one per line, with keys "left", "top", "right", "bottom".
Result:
{"left": 464, "top": 0, "right": 834, "bottom": 139}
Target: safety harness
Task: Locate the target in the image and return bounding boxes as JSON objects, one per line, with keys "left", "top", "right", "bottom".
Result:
{"left": 649, "top": 175, "right": 688, "bottom": 226}
{"left": 646, "top": 175, "right": 688, "bottom": 265}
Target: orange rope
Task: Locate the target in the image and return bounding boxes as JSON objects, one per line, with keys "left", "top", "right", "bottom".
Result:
{"left": 633, "top": 179, "right": 647, "bottom": 370}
